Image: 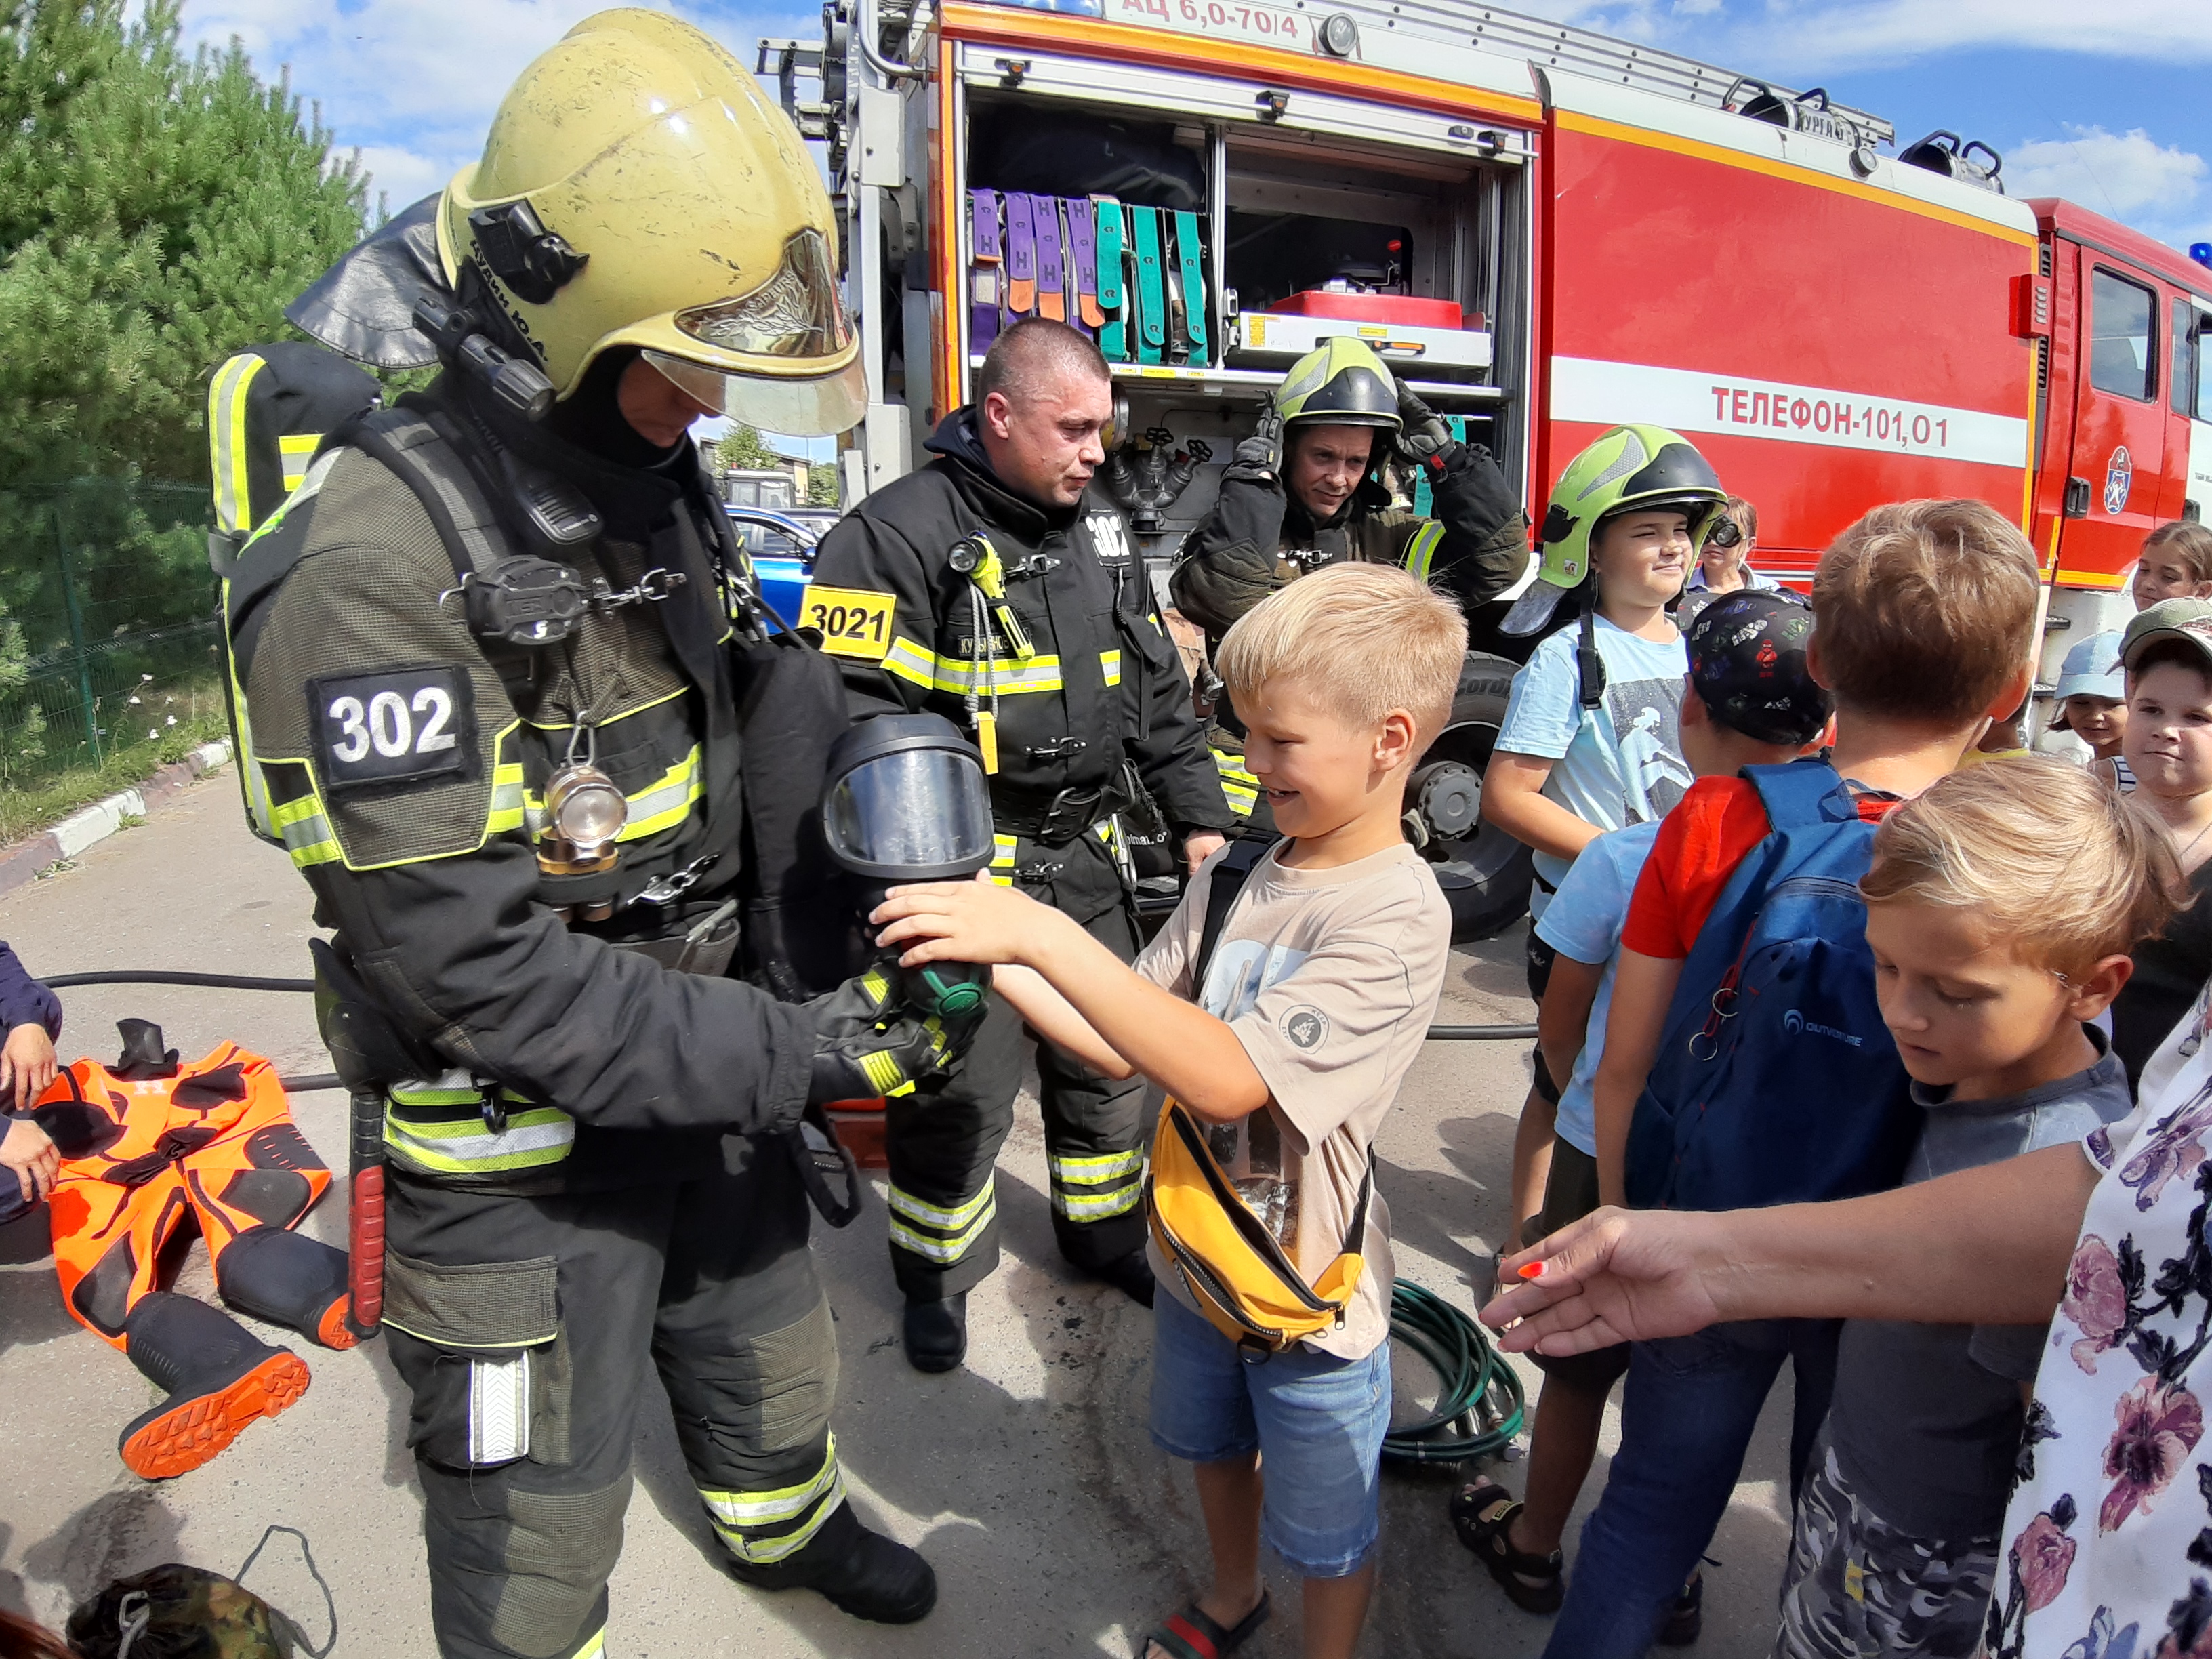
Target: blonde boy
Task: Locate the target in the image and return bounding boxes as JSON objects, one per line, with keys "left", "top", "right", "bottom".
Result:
{"left": 1779, "top": 758, "right": 2175, "bottom": 1658}
{"left": 874, "top": 563, "right": 1465, "bottom": 1659}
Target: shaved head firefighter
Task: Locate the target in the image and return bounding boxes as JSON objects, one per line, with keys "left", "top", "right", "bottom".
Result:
{"left": 1170, "top": 338, "right": 1529, "bottom": 830}
{"left": 808, "top": 317, "right": 1237, "bottom": 1371}
{"left": 218, "top": 13, "right": 979, "bottom": 1652}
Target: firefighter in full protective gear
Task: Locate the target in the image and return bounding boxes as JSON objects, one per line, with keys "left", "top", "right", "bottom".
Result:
{"left": 808, "top": 317, "right": 1235, "bottom": 1372}
{"left": 223, "top": 14, "right": 966, "bottom": 1654}
{"left": 1170, "top": 336, "right": 1528, "bottom": 823}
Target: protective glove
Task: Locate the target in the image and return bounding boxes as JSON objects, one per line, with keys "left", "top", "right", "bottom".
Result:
{"left": 1393, "top": 379, "right": 1460, "bottom": 478}
{"left": 1224, "top": 399, "right": 1285, "bottom": 483}
{"left": 804, "top": 965, "right": 981, "bottom": 1104}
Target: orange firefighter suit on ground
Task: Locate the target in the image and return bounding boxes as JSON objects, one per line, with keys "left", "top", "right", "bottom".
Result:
{"left": 41, "top": 1033, "right": 354, "bottom": 1477}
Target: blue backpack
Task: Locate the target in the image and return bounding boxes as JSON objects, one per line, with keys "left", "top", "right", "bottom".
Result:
{"left": 1623, "top": 759, "right": 1919, "bottom": 1212}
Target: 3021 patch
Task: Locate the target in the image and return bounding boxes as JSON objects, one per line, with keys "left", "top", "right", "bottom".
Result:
{"left": 310, "top": 665, "right": 475, "bottom": 790}
{"left": 800, "top": 585, "right": 897, "bottom": 661}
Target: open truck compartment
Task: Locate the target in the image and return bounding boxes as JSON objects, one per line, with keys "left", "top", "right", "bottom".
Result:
{"left": 951, "top": 79, "right": 1531, "bottom": 558}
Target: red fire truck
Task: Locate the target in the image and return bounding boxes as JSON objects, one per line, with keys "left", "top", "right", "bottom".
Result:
{"left": 758, "top": 0, "right": 2212, "bottom": 934}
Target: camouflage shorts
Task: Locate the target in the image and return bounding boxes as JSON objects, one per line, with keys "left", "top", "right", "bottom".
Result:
{"left": 1771, "top": 1438, "right": 1999, "bottom": 1659}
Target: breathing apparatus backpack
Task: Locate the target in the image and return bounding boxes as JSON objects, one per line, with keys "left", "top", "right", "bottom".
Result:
{"left": 1145, "top": 839, "right": 1375, "bottom": 1352}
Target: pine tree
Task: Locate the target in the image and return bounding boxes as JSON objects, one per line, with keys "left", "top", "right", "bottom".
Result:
{"left": 0, "top": 1, "right": 367, "bottom": 647}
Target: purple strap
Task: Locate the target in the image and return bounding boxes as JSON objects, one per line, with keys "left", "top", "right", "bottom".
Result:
{"left": 1033, "top": 195, "right": 1066, "bottom": 320}
{"left": 1065, "top": 197, "right": 1099, "bottom": 338}
{"left": 1006, "top": 192, "right": 1038, "bottom": 316}
{"left": 970, "top": 190, "right": 1002, "bottom": 351}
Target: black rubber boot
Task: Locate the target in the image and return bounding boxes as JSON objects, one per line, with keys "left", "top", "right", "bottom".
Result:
{"left": 215, "top": 1225, "right": 356, "bottom": 1350}
{"left": 901, "top": 1292, "right": 968, "bottom": 1373}
{"left": 117, "top": 1293, "right": 310, "bottom": 1479}
{"left": 1095, "top": 1248, "right": 1155, "bottom": 1308}
{"left": 726, "top": 1500, "right": 937, "bottom": 1624}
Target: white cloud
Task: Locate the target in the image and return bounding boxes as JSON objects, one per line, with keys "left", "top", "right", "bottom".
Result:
{"left": 1729, "top": 0, "right": 2212, "bottom": 68}
{"left": 2005, "top": 125, "right": 2207, "bottom": 218}
{"left": 177, "top": 1, "right": 823, "bottom": 222}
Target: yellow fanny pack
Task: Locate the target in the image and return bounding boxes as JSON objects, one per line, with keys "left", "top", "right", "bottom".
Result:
{"left": 1146, "top": 1095, "right": 1372, "bottom": 1353}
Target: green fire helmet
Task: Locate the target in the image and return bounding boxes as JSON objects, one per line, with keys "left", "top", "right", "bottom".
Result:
{"left": 1501, "top": 424, "right": 1728, "bottom": 636}
{"left": 1274, "top": 337, "right": 1402, "bottom": 432}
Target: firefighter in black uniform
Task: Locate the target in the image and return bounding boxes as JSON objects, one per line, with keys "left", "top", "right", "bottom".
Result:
{"left": 1171, "top": 336, "right": 1528, "bottom": 824}
{"left": 810, "top": 319, "right": 1234, "bottom": 1371}
{"left": 223, "top": 15, "right": 969, "bottom": 1654}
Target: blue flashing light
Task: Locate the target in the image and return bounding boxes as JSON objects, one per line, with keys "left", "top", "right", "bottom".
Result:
{"left": 2193, "top": 242, "right": 2212, "bottom": 271}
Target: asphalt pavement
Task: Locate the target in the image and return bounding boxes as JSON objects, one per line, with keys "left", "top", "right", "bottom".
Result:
{"left": 0, "top": 776, "right": 1799, "bottom": 1656}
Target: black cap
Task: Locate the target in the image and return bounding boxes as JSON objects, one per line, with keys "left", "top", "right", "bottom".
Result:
{"left": 1684, "top": 590, "right": 1830, "bottom": 747}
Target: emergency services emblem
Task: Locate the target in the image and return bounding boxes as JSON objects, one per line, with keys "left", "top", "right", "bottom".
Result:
{"left": 2106, "top": 445, "right": 2134, "bottom": 516}
{"left": 1280, "top": 1006, "right": 1328, "bottom": 1050}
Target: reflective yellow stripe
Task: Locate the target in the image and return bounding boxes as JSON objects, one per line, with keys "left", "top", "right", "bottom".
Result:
{"left": 619, "top": 745, "right": 703, "bottom": 840}
{"left": 1058, "top": 1183, "right": 1143, "bottom": 1220}
{"left": 1212, "top": 747, "right": 1259, "bottom": 817}
{"left": 487, "top": 760, "right": 525, "bottom": 834}
{"left": 1404, "top": 520, "right": 1446, "bottom": 581}
{"left": 270, "top": 791, "right": 340, "bottom": 868}
{"left": 383, "top": 1109, "right": 575, "bottom": 1175}
{"left": 573, "top": 1633, "right": 605, "bottom": 1659}
{"left": 886, "top": 1182, "right": 998, "bottom": 1262}
{"left": 1101, "top": 649, "right": 1123, "bottom": 686}
{"left": 1050, "top": 1148, "right": 1144, "bottom": 1183}
{"left": 882, "top": 636, "right": 940, "bottom": 690}
{"left": 276, "top": 432, "right": 321, "bottom": 493}
{"left": 930, "top": 653, "right": 1063, "bottom": 695}
{"left": 700, "top": 1437, "right": 846, "bottom": 1564}
{"left": 987, "top": 832, "right": 1017, "bottom": 888}
{"left": 207, "top": 352, "right": 267, "bottom": 535}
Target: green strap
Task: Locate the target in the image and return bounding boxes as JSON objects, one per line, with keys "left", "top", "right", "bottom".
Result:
{"left": 1173, "top": 211, "right": 1209, "bottom": 367}
{"left": 1096, "top": 201, "right": 1128, "bottom": 362}
{"left": 1132, "top": 207, "right": 1166, "bottom": 365}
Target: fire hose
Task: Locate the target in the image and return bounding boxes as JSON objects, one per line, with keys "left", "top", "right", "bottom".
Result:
{"left": 45, "top": 970, "right": 1542, "bottom": 1429}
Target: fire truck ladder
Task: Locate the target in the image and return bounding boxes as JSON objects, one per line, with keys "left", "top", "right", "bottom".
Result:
{"left": 1317, "top": 0, "right": 1893, "bottom": 146}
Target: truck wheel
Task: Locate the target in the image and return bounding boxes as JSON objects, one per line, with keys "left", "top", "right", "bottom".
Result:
{"left": 1408, "top": 651, "right": 1534, "bottom": 943}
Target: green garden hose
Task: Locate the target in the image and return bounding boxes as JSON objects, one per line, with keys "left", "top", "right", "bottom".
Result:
{"left": 1384, "top": 1279, "right": 1528, "bottom": 1466}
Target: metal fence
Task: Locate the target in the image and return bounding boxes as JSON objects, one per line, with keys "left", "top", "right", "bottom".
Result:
{"left": 0, "top": 480, "right": 224, "bottom": 814}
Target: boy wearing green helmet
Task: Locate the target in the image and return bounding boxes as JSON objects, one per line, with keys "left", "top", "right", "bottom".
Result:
{"left": 1480, "top": 424, "right": 1727, "bottom": 1256}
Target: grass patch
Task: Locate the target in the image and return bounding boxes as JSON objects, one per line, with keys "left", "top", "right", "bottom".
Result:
{"left": 0, "top": 703, "right": 229, "bottom": 845}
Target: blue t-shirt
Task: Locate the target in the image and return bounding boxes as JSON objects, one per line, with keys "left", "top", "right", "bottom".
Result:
{"left": 1496, "top": 615, "right": 1690, "bottom": 914}
{"left": 1530, "top": 821, "right": 1660, "bottom": 1156}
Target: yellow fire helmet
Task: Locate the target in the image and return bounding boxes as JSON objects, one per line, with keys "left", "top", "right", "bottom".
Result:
{"left": 436, "top": 9, "right": 865, "bottom": 436}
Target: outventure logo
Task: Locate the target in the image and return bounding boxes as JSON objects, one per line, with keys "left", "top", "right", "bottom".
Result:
{"left": 1782, "top": 1008, "right": 1864, "bottom": 1048}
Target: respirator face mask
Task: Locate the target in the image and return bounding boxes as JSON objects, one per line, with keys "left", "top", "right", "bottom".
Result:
{"left": 822, "top": 714, "right": 996, "bottom": 1019}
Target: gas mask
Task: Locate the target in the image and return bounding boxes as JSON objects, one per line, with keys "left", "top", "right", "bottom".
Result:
{"left": 823, "top": 713, "right": 996, "bottom": 1019}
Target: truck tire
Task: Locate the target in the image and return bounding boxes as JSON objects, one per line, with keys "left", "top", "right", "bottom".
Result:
{"left": 1412, "top": 651, "right": 1534, "bottom": 942}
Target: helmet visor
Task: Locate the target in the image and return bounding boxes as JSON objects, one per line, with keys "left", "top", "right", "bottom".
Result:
{"left": 676, "top": 228, "right": 849, "bottom": 360}
{"left": 643, "top": 350, "right": 867, "bottom": 437}
{"left": 825, "top": 749, "right": 996, "bottom": 879}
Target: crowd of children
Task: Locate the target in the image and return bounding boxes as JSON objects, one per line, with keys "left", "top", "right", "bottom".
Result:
{"left": 7, "top": 413, "right": 2207, "bottom": 1656}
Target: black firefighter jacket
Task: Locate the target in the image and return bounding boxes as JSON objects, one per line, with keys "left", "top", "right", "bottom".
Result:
{"left": 1170, "top": 445, "right": 1529, "bottom": 645}
{"left": 808, "top": 409, "right": 1232, "bottom": 913}
{"left": 227, "top": 375, "right": 813, "bottom": 1191}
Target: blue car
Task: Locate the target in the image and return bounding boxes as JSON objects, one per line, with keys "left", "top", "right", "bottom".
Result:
{"left": 726, "top": 506, "right": 837, "bottom": 625}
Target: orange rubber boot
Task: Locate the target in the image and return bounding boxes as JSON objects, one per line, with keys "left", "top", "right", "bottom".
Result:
{"left": 117, "top": 1294, "right": 311, "bottom": 1479}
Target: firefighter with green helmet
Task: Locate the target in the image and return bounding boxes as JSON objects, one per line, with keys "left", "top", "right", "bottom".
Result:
{"left": 1170, "top": 336, "right": 1528, "bottom": 822}
{"left": 221, "top": 12, "right": 972, "bottom": 1652}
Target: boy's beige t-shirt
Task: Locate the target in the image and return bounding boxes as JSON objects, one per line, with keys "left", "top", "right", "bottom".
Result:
{"left": 1133, "top": 839, "right": 1452, "bottom": 1359}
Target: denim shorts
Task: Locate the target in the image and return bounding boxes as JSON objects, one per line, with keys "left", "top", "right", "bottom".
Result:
{"left": 1149, "top": 1288, "right": 1391, "bottom": 1578}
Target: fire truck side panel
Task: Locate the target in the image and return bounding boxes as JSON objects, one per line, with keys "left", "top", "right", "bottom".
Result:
{"left": 1536, "top": 73, "right": 2037, "bottom": 581}
{"left": 2055, "top": 239, "right": 2170, "bottom": 590}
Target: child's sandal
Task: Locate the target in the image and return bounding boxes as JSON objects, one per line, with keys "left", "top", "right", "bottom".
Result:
{"left": 1143, "top": 1589, "right": 1271, "bottom": 1659}
{"left": 1448, "top": 1479, "right": 1565, "bottom": 1613}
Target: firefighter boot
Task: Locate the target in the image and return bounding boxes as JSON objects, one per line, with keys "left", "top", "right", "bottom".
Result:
{"left": 901, "top": 1292, "right": 967, "bottom": 1373}
{"left": 726, "top": 1499, "right": 937, "bottom": 1624}
{"left": 117, "top": 1293, "right": 311, "bottom": 1479}
{"left": 213, "top": 1225, "right": 356, "bottom": 1351}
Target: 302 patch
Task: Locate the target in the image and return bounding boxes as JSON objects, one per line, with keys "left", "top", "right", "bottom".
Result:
{"left": 800, "top": 586, "right": 896, "bottom": 661}
{"left": 309, "top": 666, "right": 475, "bottom": 790}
